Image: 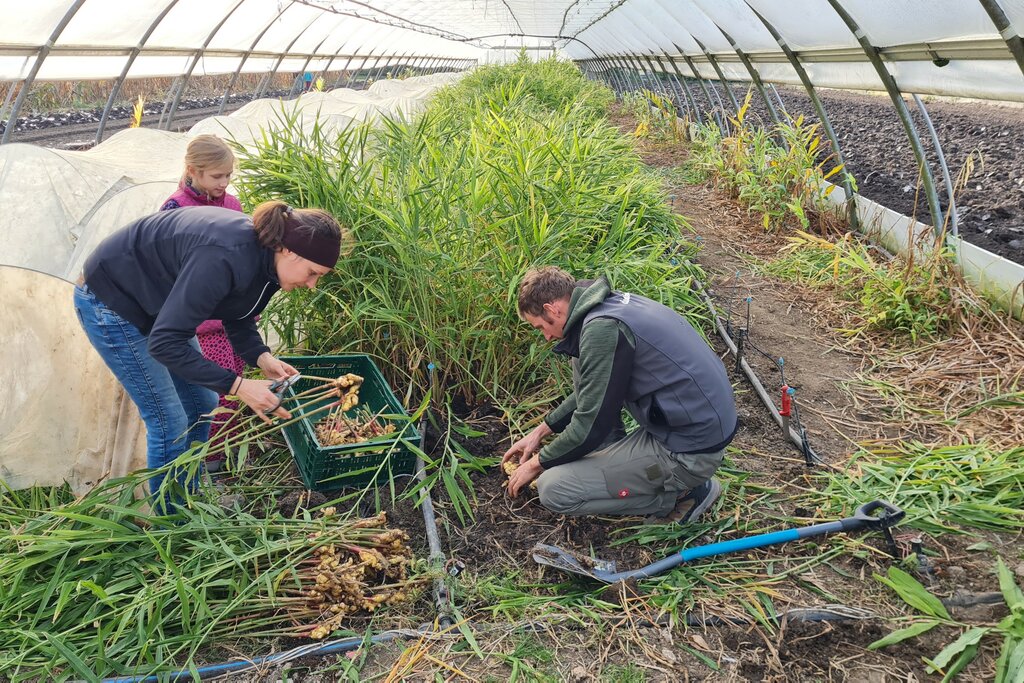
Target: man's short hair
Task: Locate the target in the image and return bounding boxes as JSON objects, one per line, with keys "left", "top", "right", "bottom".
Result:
{"left": 518, "top": 266, "right": 575, "bottom": 317}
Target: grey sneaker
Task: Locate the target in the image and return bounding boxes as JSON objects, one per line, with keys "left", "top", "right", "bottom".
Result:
{"left": 646, "top": 477, "right": 721, "bottom": 525}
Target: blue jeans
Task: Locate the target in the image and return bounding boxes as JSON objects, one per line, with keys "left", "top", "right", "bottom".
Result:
{"left": 73, "top": 284, "right": 218, "bottom": 509}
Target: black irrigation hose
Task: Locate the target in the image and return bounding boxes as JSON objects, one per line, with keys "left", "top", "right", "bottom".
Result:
{"left": 696, "top": 285, "right": 825, "bottom": 465}
{"left": 100, "top": 593, "right": 1007, "bottom": 681}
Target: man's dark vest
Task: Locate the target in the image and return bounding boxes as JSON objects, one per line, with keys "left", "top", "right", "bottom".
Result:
{"left": 582, "top": 291, "right": 737, "bottom": 454}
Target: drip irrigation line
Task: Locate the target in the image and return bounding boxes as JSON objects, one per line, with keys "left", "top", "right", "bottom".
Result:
{"left": 98, "top": 593, "right": 1007, "bottom": 681}
{"left": 707, "top": 280, "right": 811, "bottom": 461}
{"left": 696, "top": 284, "right": 824, "bottom": 465}
{"left": 722, "top": 285, "right": 822, "bottom": 465}
{"left": 100, "top": 628, "right": 417, "bottom": 682}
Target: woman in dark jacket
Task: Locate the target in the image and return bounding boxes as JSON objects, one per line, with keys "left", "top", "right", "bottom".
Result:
{"left": 74, "top": 201, "right": 346, "bottom": 507}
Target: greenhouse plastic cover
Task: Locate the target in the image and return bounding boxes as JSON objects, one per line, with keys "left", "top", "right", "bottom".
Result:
{"left": 1, "top": 1, "right": 1023, "bottom": 100}
{"left": 0, "top": 74, "right": 459, "bottom": 492}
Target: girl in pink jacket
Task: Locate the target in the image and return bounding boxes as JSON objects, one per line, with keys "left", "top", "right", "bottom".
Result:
{"left": 161, "top": 135, "right": 247, "bottom": 463}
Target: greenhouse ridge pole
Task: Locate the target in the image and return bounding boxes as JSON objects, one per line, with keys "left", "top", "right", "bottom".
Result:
{"left": 825, "top": 0, "right": 945, "bottom": 235}
{"left": 640, "top": 54, "right": 665, "bottom": 94}
{"left": 691, "top": 37, "right": 741, "bottom": 114}
{"left": 744, "top": 2, "right": 858, "bottom": 229}
{"left": 653, "top": 54, "right": 694, "bottom": 119}
{"left": 250, "top": 13, "right": 322, "bottom": 103}
{"left": 626, "top": 55, "right": 648, "bottom": 90}
{"left": 609, "top": 55, "right": 631, "bottom": 92}
{"left": 978, "top": 0, "right": 1024, "bottom": 79}
{"left": 333, "top": 49, "right": 363, "bottom": 88}
{"left": 95, "top": 0, "right": 180, "bottom": 144}
{"left": 407, "top": 55, "right": 428, "bottom": 75}
{"left": 619, "top": 55, "right": 641, "bottom": 91}
{"left": 217, "top": 1, "right": 296, "bottom": 115}
{"left": 162, "top": 0, "right": 247, "bottom": 130}
{"left": 295, "top": 34, "right": 335, "bottom": 95}
{"left": 715, "top": 26, "right": 781, "bottom": 127}
{"left": 433, "top": 56, "right": 453, "bottom": 74}
{"left": 644, "top": 52, "right": 690, "bottom": 120}
{"left": 369, "top": 50, "right": 399, "bottom": 83}
{"left": 659, "top": 53, "right": 701, "bottom": 122}
{"left": 600, "top": 57, "right": 622, "bottom": 92}
{"left": 345, "top": 48, "right": 376, "bottom": 88}
{"left": 2, "top": 0, "right": 86, "bottom": 145}
{"left": 425, "top": 55, "right": 444, "bottom": 74}
{"left": 592, "top": 58, "right": 613, "bottom": 92}
{"left": 675, "top": 44, "right": 726, "bottom": 134}
{"left": 415, "top": 55, "right": 433, "bottom": 74}
{"left": 366, "top": 52, "right": 390, "bottom": 84}
{"left": 316, "top": 40, "right": 349, "bottom": 88}
{"left": 599, "top": 57, "right": 624, "bottom": 93}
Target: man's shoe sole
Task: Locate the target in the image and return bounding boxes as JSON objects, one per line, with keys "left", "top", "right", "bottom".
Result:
{"left": 682, "top": 477, "right": 721, "bottom": 523}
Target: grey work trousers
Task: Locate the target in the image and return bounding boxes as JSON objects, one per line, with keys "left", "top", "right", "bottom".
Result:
{"left": 536, "top": 358, "right": 723, "bottom": 516}
{"left": 535, "top": 427, "right": 724, "bottom": 517}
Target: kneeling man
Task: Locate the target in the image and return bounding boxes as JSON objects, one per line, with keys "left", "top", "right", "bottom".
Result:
{"left": 503, "top": 267, "right": 737, "bottom": 523}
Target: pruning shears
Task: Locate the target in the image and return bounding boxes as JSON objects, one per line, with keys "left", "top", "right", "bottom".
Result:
{"left": 269, "top": 374, "right": 302, "bottom": 395}
{"left": 267, "top": 374, "right": 302, "bottom": 412}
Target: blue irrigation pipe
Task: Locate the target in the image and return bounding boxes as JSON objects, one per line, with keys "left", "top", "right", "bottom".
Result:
{"left": 102, "top": 630, "right": 410, "bottom": 682}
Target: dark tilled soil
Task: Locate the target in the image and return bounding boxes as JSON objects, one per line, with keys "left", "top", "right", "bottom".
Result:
{"left": 673, "top": 79, "right": 1024, "bottom": 264}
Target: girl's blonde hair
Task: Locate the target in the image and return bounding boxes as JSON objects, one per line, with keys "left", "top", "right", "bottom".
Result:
{"left": 182, "top": 134, "right": 235, "bottom": 186}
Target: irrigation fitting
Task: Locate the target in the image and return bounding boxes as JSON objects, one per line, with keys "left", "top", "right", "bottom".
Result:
{"left": 785, "top": 387, "right": 822, "bottom": 468}
{"left": 780, "top": 384, "right": 792, "bottom": 435}
{"left": 911, "top": 535, "right": 936, "bottom": 582}
{"left": 733, "top": 327, "right": 747, "bottom": 373}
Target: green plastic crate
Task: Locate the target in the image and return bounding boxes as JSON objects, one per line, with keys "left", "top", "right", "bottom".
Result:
{"left": 279, "top": 355, "right": 420, "bottom": 490}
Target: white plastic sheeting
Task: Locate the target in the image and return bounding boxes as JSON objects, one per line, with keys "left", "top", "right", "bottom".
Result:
{"left": 0, "top": 267, "right": 147, "bottom": 493}
{"left": 568, "top": 0, "right": 1024, "bottom": 101}
{"left": 0, "top": 72, "right": 460, "bottom": 492}
{"left": 0, "top": 0, "right": 483, "bottom": 80}
{"left": 3, "top": 1, "right": 1023, "bottom": 101}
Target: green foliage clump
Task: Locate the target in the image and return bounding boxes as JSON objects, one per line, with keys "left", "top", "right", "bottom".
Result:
{"left": 761, "top": 230, "right": 962, "bottom": 342}
{"left": 234, "top": 59, "right": 703, "bottom": 413}
{"left": 0, "top": 466, "right": 424, "bottom": 681}
{"left": 682, "top": 92, "right": 851, "bottom": 233}
{"left": 432, "top": 51, "right": 614, "bottom": 122}
{"left": 870, "top": 561, "right": 1024, "bottom": 682}
{"left": 816, "top": 441, "right": 1024, "bottom": 534}
{"left": 621, "top": 89, "right": 687, "bottom": 142}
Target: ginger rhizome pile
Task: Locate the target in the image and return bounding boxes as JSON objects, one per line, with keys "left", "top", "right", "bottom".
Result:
{"left": 283, "top": 509, "right": 422, "bottom": 640}
{"left": 312, "top": 373, "right": 397, "bottom": 447}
